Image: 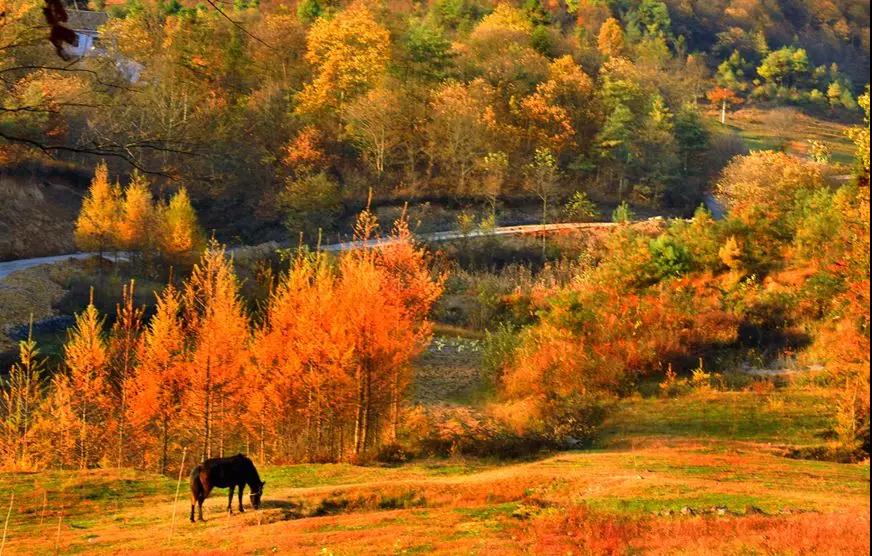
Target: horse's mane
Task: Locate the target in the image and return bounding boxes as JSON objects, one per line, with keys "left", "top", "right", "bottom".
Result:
{"left": 236, "top": 454, "right": 262, "bottom": 487}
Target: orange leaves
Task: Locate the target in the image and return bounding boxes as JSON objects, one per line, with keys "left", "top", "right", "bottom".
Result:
{"left": 597, "top": 17, "right": 624, "bottom": 58}
{"left": 707, "top": 86, "right": 743, "bottom": 106}
{"left": 283, "top": 126, "right": 329, "bottom": 175}
{"left": 248, "top": 212, "right": 443, "bottom": 461}
{"left": 500, "top": 274, "right": 739, "bottom": 433}
{"left": 19, "top": 213, "right": 442, "bottom": 468}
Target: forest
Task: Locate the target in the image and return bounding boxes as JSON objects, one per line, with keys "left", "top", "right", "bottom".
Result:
{"left": 0, "top": 0, "right": 869, "bottom": 554}
{"left": 2, "top": 0, "right": 869, "bottom": 240}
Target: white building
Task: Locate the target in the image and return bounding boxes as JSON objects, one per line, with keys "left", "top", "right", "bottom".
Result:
{"left": 63, "top": 10, "right": 109, "bottom": 59}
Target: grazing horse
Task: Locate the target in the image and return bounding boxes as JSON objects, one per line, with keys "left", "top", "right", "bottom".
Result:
{"left": 190, "top": 454, "right": 266, "bottom": 522}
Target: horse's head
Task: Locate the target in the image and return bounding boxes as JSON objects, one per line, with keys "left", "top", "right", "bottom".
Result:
{"left": 249, "top": 480, "right": 266, "bottom": 509}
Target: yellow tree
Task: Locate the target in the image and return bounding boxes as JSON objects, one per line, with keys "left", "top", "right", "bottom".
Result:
{"left": 118, "top": 172, "right": 156, "bottom": 264}
{"left": 74, "top": 162, "right": 121, "bottom": 259}
{"left": 32, "top": 375, "right": 78, "bottom": 469}
{"left": 597, "top": 18, "right": 624, "bottom": 58}
{"left": 184, "top": 242, "right": 249, "bottom": 460}
{"left": 108, "top": 281, "right": 145, "bottom": 468}
{"left": 296, "top": 4, "right": 390, "bottom": 115}
{"left": 158, "top": 187, "right": 203, "bottom": 266}
{"left": 0, "top": 321, "right": 46, "bottom": 470}
{"left": 61, "top": 293, "right": 112, "bottom": 468}
{"left": 129, "top": 284, "right": 188, "bottom": 473}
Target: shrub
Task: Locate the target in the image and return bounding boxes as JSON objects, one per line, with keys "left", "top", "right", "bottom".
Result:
{"left": 280, "top": 172, "right": 342, "bottom": 240}
{"left": 611, "top": 201, "right": 635, "bottom": 223}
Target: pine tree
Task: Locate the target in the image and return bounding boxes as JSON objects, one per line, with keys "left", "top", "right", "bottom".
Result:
{"left": 184, "top": 242, "right": 249, "bottom": 460}
{"left": 158, "top": 187, "right": 203, "bottom": 266}
{"left": 118, "top": 172, "right": 156, "bottom": 266}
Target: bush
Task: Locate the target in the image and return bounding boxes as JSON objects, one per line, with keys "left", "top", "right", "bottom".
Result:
{"left": 376, "top": 442, "right": 413, "bottom": 464}
{"left": 280, "top": 172, "right": 342, "bottom": 240}
{"left": 482, "top": 322, "right": 520, "bottom": 384}
{"left": 403, "top": 405, "right": 555, "bottom": 459}
{"left": 611, "top": 201, "right": 635, "bottom": 223}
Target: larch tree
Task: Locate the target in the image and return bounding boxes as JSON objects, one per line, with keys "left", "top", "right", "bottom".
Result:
{"left": 108, "top": 281, "right": 145, "bottom": 468}
{"left": 61, "top": 293, "right": 112, "bottom": 469}
{"left": 184, "top": 243, "right": 250, "bottom": 460}
{"left": 339, "top": 211, "right": 443, "bottom": 454}
{"left": 373, "top": 218, "right": 444, "bottom": 441}
{"left": 251, "top": 253, "right": 354, "bottom": 462}
{"left": 74, "top": 162, "right": 121, "bottom": 260}
{"left": 129, "top": 284, "right": 188, "bottom": 473}
{"left": 159, "top": 187, "right": 203, "bottom": 266}
{"left": 0, "top": 321, "right": 47, "bottom": 470}
{"left": 118, "top": 172, "right": 156, "bottom": 266}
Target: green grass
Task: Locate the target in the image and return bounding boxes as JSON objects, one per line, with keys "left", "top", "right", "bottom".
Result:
{"left": 597, "top": 387, "right": 835, "bottom": 448}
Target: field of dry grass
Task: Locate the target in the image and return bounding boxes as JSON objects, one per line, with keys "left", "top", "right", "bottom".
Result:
{"left": 0, "top": 369, "right": 868, "bottom": 555}
{"left": 713, "top": 107, "right": 857, "bottom": 165}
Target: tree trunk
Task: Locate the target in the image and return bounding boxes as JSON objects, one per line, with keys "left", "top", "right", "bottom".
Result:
{"left": 161, "top": 414, "right": 169, "bottom": 475}
{"left": 203, "top": 356, "right": 212, "bottom": 461}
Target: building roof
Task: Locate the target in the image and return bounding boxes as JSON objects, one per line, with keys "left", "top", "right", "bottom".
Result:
{"left": 65, "top": 10, "right": 109, "bottom": 33}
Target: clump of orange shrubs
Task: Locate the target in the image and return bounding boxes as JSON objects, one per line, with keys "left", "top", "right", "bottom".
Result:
{"left": 0, "top": 211, "right": 443, "bottom": 471}
{"left": 485, "top": 144, "right": 869, "bottom": 456}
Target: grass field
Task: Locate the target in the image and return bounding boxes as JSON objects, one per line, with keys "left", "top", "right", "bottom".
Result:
{"left": 713, "top": 107, "right": 857, "bottom": 165}
{"left": 0, "top": 369, "right": 867, "bottom": 555}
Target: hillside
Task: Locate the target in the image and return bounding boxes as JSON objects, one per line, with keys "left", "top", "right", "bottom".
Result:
{"left": 0, "top": 2, "right": 869, "bottom": 554}
{"left": 0, "top": 372, "right": 867, "bottom": 554}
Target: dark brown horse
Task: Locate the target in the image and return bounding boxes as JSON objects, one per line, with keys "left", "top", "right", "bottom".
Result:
{"left": 190, "top": 454, "right": 266, "bottom": 522}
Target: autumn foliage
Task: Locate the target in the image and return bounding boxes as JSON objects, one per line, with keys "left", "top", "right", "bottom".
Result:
{"left": 75, "top": 163, "right": 204, "bottom": 268}
{"left": 2, "top": 212, "right": 442, "bottom": 470}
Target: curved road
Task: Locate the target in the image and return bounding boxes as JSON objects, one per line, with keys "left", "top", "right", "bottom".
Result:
{"left": 0, "top": 221, "right": 636, "bottom": 281}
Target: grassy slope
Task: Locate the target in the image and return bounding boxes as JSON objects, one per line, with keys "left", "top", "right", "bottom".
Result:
{"left": 715, "top": 107, "right": 857, "bottom": 164}
{"left": 0, "top": 369, "right": 868, "bottom": 555}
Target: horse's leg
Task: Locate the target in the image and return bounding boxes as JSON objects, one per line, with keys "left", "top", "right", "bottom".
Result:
{"left": 238, "top": 484, "right": 245, "bottom": 513}
{"left": 190, "top": 500, "right": 195, "bottom": 523}
{"left": 198, "top": 485, "right": 210, "bottom": 522}
{"left": 227, "top": 485, "right": 235, "bottom": 514}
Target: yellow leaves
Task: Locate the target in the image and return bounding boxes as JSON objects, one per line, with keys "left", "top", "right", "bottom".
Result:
{"left": 74, "top": 165, "right": 202, "bottom": 263}
{"left": 159, "top": 187, "right": 203, "bottom": 263}
{"left": 297, "top": 4, "right": 390, "bottom": 114}
{"left": 597, "top": 17, "right": 624, "bottom": 58}
{"left": 75, "top": 162, "right": 122, "bottom": 254}
{"left": 117, "top": 172, "right": 155, "bottom": 252}
{"left": 471, "top": 4, "right": 533, "bottom": 43}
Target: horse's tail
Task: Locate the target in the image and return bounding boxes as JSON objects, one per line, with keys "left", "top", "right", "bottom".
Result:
{"left": 189, "top": 464, "right": 203, "bottom": 499}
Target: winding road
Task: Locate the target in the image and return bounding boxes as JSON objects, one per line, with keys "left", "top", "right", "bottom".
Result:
{"left": 0, "top": 221, "right": 633, "bottom": 281}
